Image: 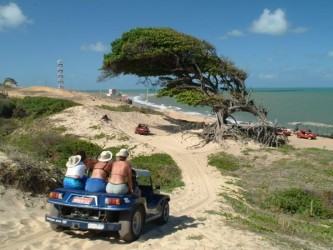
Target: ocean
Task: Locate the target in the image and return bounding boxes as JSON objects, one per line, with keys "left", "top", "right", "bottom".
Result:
{"left": 89, "top": 88, "right": 333, "bottom": 136}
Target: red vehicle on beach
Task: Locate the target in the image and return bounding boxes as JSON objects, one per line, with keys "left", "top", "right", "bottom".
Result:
{"left": 135, "top": 124, "right": 150, "bottom": 135}
{"left": 296, "top": 130, "right": 317, "bottom": 140}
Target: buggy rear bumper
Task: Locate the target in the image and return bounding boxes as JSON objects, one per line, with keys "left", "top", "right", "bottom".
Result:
{"left": 45, "top": 215, "right": 121, "bottom": 231}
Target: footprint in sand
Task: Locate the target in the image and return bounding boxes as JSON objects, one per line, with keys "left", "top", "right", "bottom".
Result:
{"left": 1, "top": 221, "right": 16, "bottom": 229}
{"left": 0, "top": 234, "right": 9, "bottom": 242}
{"left": 31, "top": 242, "right": 43, "bottom": 248}
{"left": 20, "top": 218, "right": 31, "bottom": 226}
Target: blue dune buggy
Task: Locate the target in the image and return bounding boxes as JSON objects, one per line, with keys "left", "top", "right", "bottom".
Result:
{"left": 45, "top": 169, "right": 170, "bottom": 242}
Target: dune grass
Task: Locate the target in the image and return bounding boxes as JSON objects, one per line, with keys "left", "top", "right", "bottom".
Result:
{"left": 0, "top": 96, "right": 78, "bottom": 120}
{"left": 209, "top": 147, "right": 333, "bottom": 249}
{"left": 131, "top": 153, "right": 184, "bottom": 192}
{"left": 208, "top": 152, "right": 252, "bottom": 172}
{"left": 15, "top": 96, "right": 78, "bottom": 118}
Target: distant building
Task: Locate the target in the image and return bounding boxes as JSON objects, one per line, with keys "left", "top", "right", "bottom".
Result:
{"left": 106, "top": 88, "right": 117, "bottom": 97}
{"left": 2, "top": 78, "right": 18, "bottom": 88}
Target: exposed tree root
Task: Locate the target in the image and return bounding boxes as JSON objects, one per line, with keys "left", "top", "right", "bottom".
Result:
{"left": 199, "top": 122, "right": 287, "bottom": 147}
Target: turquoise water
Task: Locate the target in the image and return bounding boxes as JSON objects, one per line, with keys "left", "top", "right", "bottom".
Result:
{"left": 88, "top": 88, "right": 333, "bottom": 135}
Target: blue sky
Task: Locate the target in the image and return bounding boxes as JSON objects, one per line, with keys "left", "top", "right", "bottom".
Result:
{"left": 0, "top": 0, "right": 333, "bottom": 90}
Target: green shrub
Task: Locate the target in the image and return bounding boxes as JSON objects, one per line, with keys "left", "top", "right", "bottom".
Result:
{"left": 15, "top": 96, "right": 78, "bottom": 118}
{"left": 0, "top": 118, "right": 19, "bottom": 136}
{"left": 264, "top": 188, "right": 332, "bottom": 218}
{"left": 52, "top": 137, "right": 103, "bottom": 168}
{"left": 208, "top": 152, "right": 248, "bottom": 171}
{"left": 276, "top": 144, "right": 295, "bottom": 154}
{"left": 8, "top": 131, "right": 102, "bottom": 169}
{"left": 0, "top": 98, "right": 16, "bottom": 118}
{"left": 131, "top": 153, "right": 183, "bottom": 191}
{"left": 6, "top": 130, "right": 131, "bottom": 170}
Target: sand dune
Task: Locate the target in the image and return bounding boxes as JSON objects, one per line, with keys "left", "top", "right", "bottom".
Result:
{"left": 1, "top": 87, "right": 332, "bottom": 249}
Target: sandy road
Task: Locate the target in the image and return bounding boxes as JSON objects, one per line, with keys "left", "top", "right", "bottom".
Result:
{"left": 0, "top": 104, "right": 278, "bottom": 250}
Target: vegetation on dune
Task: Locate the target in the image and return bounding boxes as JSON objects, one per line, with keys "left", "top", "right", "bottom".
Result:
{"left": 0, "top": 145, "right": 63, "bottom": 194}
{"left": 0, "top": 98, "right": 16, "bottom": 118}
{"left": 6, "top": 131, "right": 102, "bottom": 169}
{"left": 99, "top": 104, "right": 163, "bottom": 115}
{"left": 1, "top": 129, "right": 183, "bottom": 193}
{"left": 15, "top": 96, "right": 78, "bottom": 118}
{"left": 0, "top": 96, "right": 78, "bottom": 119}
{"left": 208, "top": 152, "right": 251, "bottom": 171}
{"left": 264, "top": 188, "right": 332, "bottom": 218}
{"left": 131, "top": 153, "right": 184, "bottom": 192}
{"left": 0, "top": 96, "right": 79, "bottom": 138}
{"left": 208, "top": 148, "right": 333, "bottom": 248}
{"left": 101, "top": 27, "right": 282, "bottom": 146}
{"left": 0, "top": 95, "right": 183, "bottom": 193}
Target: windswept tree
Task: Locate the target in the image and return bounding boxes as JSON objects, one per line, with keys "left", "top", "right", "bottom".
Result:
{"left": 102, "top": 28, "right": 283, "bottom": 146}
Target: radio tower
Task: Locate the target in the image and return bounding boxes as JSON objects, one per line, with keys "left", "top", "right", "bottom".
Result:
{"left": 57, "top": 59, "right": 64, "bottom": 89}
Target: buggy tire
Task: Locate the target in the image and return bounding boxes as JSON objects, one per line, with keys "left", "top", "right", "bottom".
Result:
{"left": 157, "top": 201, "right": 169, "bottom": 225}
{"left": 47, "top": 204, "right": 64, "bottom": 231}
{"left": 119, "top": 206, "right": 145, "bottom": 242}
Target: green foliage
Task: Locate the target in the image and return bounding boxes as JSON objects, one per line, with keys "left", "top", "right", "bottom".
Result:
{"left": 94, "top": 132, "right": 107, "bottom": 140}
{"left": 217, "top": 148, "right": 333, "bottom": 248}
{"left": 99, "top": 104, "right": 162, "bottom": 115}
{"left": 103, "top": 27, "right": 219, "bottom": 77}
{"left": 102, "top": 27, "right": 250, "bottom": 111}
{"left": 264, "top": 188, "right": 332, "bottom": 218}
{"left": 208, "top": 152, "right": 251, "bottom": 171}
{"left": 0, "top": 118, "right": 19, "bottom": 136}
{"left": 15, "top": 96, "right": 78, "bottom": 118}
{"left": 0, "top": 98, "right": 16, "bottom": 118}
{"left": 276, "top": 144, "right": 295, "bottom": 154}
{"left": 223, "top": 194, "right": 333, "bottom": 249}
{"left": 158, "top": 88, "right": 209, "bottom": 106}
{"left": 186, "top": 234, "right": 204, "bottom": 240}
{"left": 326, "top": 169, "right": 333, "bottom": 176}
{"left": 131, "top": 153, "right": 184, "bottom": 192}
{"left": 7, "top": 131, "right": 102, "bottom": 169}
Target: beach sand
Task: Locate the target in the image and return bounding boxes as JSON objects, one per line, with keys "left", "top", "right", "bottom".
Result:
{"left": 1, "top": 86, "right": 332, "bottom": 250}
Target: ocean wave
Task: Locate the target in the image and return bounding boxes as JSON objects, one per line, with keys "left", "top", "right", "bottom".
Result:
{"left": 132, "top": 95, "right": 209, "bottom": 117}
{"left": 288, "top": 121, "right": 333, "bottom": 128}
{"left": 132, "top": 95, "right": 185, "bottom": 111}
{"left": 133, "top": 95, "right": 168, "bottom": 110}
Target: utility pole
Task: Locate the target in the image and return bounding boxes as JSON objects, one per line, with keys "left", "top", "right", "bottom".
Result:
{"left": 57, "top": 59, "right": 64, "bottom": 89}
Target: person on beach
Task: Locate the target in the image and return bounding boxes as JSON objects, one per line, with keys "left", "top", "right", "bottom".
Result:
{"left": 63, "top": 151, "right": 90, "bottom": 190}
{"left": 106, "top": 148, "right": 133, "bottom": 194}
{"left": 85, "top": 151, "right": 113, "bottom": 193}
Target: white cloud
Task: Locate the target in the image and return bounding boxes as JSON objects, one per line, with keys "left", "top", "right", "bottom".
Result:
{"left": 290, "top": 26, "right": 308, "bottom": 34}
{"left": 220, "top": 29, "right": 244, "bottom": 40}
{"left": 251, "top": 8, "right": 288, "bottom": 35}
{"left": 226, "top": 29, "right": 244, "bottom": 37}
{"left": 0, "top": 2, "right": 30, "bottom": 31}
{"left": 328, "top": 51, "right": 333, "bottom": 57}
{"left": 258, "top": 73, "right": 277, "bottom": 80}
{"left": 80, "top": 42, "right": 108, "bottom": 52}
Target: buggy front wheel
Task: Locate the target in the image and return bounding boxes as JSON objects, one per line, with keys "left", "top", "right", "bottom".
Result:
{"left": 157, "top": 201, "right": 169, "bottom": 224}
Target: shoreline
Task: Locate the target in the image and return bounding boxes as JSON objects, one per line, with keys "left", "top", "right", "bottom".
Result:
{"left": 5, "top": 86, "right": 333, "bottom": 149}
